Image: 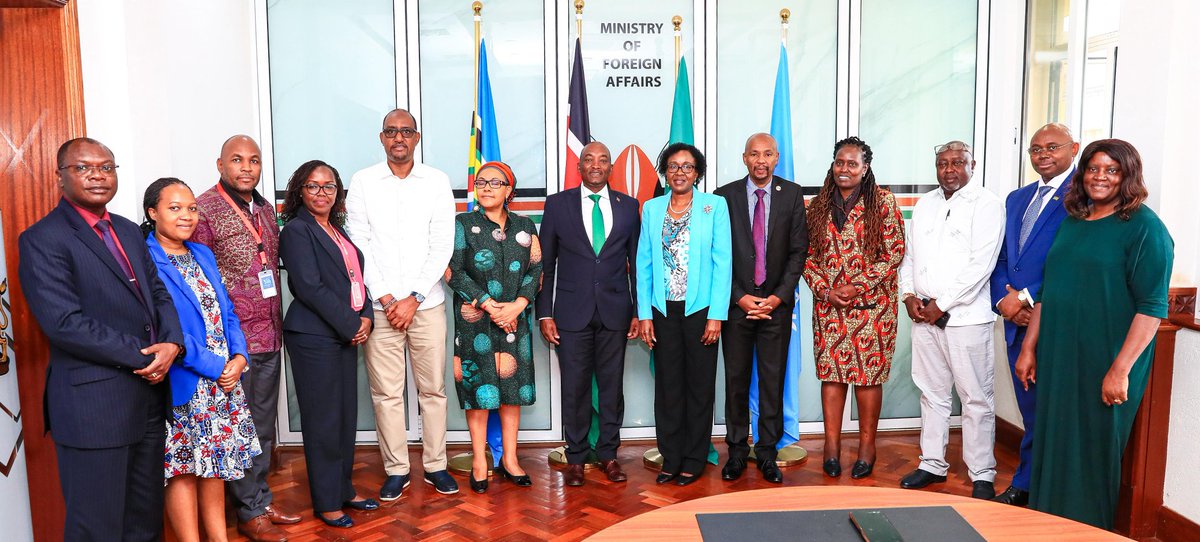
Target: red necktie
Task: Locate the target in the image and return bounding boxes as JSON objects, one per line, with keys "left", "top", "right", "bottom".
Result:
{"left": 753, "top": 189, "right": 767, "bottom": 286}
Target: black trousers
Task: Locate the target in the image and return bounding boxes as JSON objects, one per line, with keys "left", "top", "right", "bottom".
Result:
{"left": 285, "top": 331, "right": 358, "bottom": 513}
{"left": 226, "top": 350, "right": 281, "bottom": 521}
{"left": 653, "top": 301, "right": 719, "bottom": 474}
{"left": 57, "top": 400, "right": 164, "bottom": 541}
{"left": 721, "top": 302, "right": 792, "bottom": 462}
{"left": 557, "top": 309, "right": 628, "bottom": 464}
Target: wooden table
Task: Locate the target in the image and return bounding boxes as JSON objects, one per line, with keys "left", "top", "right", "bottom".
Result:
{"left": 589, "top": 486, "right": 1129, "bottom": 541}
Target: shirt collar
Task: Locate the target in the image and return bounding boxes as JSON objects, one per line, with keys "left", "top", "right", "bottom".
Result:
{"left": 66, "top": 198, "right": 111, "bottom": 228}
{"left": 745, "top": 176, "right": 773, "bottom": 195}
{"left": 1040, "top": 167, "right": 1074, "bottom": 191}
{"left": 581, "top": 185, "right": 610, "bottom": 201}
{"left": 218, "top": 178, "right": 267, "bottom": 209}
{"left": 940, "top": 181, "right": 981, "bottom": 202}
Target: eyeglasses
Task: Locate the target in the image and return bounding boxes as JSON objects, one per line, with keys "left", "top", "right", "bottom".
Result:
{"left": 302, "top": 183, "right": 338, "bottom": 195}
{"left": 1028, "top": 142, "right": 1068, "bottom": 155}
{"left": 936, "top": 159, "right": 969, "bottom": 169}
{"left": 1086, "top": 166, "right": 1120, "bottom": 176}
{"left": 58, "top": 164, "right": 119, "bottom": 175}
{"left": 934, "top": 142, "right": 973, "bottom": 155}
{"left": 382, "top": 128, "right": 418, "bottom": 139}
{"left": 474, "top": 179, "right": 511, "bottom": 189}
{"left": 666, "top": 163, "right": 696, "bottom": 173}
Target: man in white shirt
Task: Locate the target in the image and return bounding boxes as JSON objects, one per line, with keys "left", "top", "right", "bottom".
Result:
{"left": 346, "top": 109, "right": 459, "bottom": 498}
{"left": 897, "top": 141, "right": 1005, "bottom": 500}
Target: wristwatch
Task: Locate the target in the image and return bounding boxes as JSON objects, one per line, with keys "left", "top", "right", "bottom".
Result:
{"left": 410, "top": 291, "right": 426, "bottom": 303}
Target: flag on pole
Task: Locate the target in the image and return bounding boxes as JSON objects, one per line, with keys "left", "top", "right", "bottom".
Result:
{"left": 467, "top": 39, "right": 502, "bottom": 212}
{"left": 668, "top": 58, "right": 694, "bottom": 145}
{"left": 749, "top": 42, "right": 802, "bottom": 450}
{"left": 563, "top": 38, "right": 591, "bottom": 190}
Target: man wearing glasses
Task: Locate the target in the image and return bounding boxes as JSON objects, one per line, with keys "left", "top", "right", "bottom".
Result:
{"left": 988, "top": 123, "right": 1079, "bottom": 506}
{"left": 193, "top": 135, "right": 298, "bottom": 542}
{"left": 346, "top": 109, "right": 459, "bottom": 499}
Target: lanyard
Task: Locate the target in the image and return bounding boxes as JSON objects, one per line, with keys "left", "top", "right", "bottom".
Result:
{"left": 216, "top": 183, "right": 268, "bottom": 265}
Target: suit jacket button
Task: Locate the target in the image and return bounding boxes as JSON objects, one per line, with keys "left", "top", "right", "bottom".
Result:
{"left": 144, "top": 325, "right": 152, "bottom": 332}
{"left": 595, "top": 258, "right": 601, "bottom": 264}
{"left": 1014, "top": 266, "right": 1020, "bottom": 272}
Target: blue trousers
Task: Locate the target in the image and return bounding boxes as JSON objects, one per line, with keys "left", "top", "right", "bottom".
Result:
{"left": 1006, "top": 327, "right": 1037, "bottom": 491}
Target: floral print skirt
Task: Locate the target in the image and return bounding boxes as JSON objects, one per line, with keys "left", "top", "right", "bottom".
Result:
{"left": 164, "top": 377, "right": 261, "bottom": 481}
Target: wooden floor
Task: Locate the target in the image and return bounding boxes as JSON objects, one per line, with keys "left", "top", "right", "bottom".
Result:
{"left": 220, "top": 430, "right": 1024, "bottom": 541}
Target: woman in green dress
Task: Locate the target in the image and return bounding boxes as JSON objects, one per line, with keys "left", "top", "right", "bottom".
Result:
{"left": 447, "top": 161, "right": 542, "bottom": 493}
{"left": 1014, "top": 139, "right": 1173, "bottom": 529}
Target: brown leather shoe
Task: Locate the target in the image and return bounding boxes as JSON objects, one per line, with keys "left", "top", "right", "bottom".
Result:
{"left": 264, "top": 504, "right": 302, "bottom": 525}
{"left": 563, "top": 464, "right": 585, "bottom": 487}
{"left": 237, "top": 515, "right": 288, "bottom": 542}
{"left": 602, "top": 459, "right": 627, "bottom": 482}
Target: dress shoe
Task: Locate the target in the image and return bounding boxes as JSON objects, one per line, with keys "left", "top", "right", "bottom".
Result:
{"left": 602, "top": 459, "right": 627, "bottom": 482}
{"left": 343, "top": 498, "right": 380, "bottom": 511}
{"left": 721, "top": 458, "right": 748, "bottom": 481}
{"left": 758, "top": 460, "right": 783, "bottom": 484}
{"left": 424, "top": 470, "right": 460, "bottom": 494}
{"left": 498, "top": 465, "right": 532, "bottom": 487}
{"left": 900, "top": 469, "right": 947, "bottom": 489}
{"left": 822, "top": 458, "right": 842, "bottom": 478}
{"left": 318, "top": 513, "right": 353, "bottom": 528}
{"left": 850, "top": 460, "right": 874, "bottom": 479}
{"left": 379, "top": 474, "right": 411, "bottom": 501}
{"left": 655, "top": 472, "right": 678, "bottom": 485}
{"left": 237, "top": 515, "right": 288, "bottom": 542}
{"left": 469, "top": 471, "right": 489, "bottom": 494}
{"left": 972, "top": 480, "right": 996, "bottom": 500}
{"left": 676, "top": 472, "right": 700, "bottom": 486}
{"left": 264, "top": 504, "right": 302, "bottom": 525}
{"left": 991, "top": 485, "right": 1030, "bottom": 506}
{"left": 563, "top": 464, "right": 585, "bottom": 487}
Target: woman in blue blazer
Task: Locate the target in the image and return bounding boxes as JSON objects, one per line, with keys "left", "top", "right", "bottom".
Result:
{"left": 278, "top": 160, "right": 378, "bottom": 528}
{"left": 636, "top": 142, "right": 732, "bottom": 486}
{"left": 142, "top": 178, "right": 261, "bottom": 542}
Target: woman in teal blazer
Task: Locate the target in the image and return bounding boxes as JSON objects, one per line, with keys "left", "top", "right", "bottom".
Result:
{"left": 636, "top": 142, "right": 732, "bottom": 485}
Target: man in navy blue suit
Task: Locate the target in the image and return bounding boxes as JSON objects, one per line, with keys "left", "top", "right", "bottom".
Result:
{"left": 19, "top": 138, "right": 183, "bottom": 540}
{"left": 989, "top": 123, "right": 1078, "bottom": 506}
{"left": 537, "top": 141, "right": 640, "bottom": 487}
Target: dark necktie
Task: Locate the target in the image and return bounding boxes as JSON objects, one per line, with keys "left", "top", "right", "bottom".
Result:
{"left": 95, "top": 219, "right": 138, "bottom": 285}
{"left": 753, "top": 189, "right": 767, "bottom": 286}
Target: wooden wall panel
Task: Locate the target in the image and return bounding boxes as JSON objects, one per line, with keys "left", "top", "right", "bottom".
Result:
{"left": 0, "top": 2, "right": 86, "bottom": 541}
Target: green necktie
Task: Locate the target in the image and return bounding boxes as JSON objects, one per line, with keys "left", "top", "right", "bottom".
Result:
{"left": 589, "top": 193, "right": 605, "bottom": 255}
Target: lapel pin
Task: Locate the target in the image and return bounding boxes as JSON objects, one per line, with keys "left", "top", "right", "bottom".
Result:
{"left": 703, "top": 204, "right": 712, "bottom": 214}
{"left": 775, "top": 185, "right": 781, "bottom": 191}
{"left": 1052, "top": 196, "right": 1060, "bottom": 200}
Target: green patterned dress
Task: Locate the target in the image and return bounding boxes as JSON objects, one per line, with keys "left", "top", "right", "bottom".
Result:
{"left": 447, "top": 208, "right": 542, "bottom": 410}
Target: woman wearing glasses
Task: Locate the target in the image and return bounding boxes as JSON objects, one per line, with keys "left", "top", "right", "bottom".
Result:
{"left": 446, "top": 161, "right": 542, "bottom": 493}
{"left": 278, "top": 160, "right": 378, "bottom": 528}
{"left": 636, "top": 142, "right": 732, "bottom": 486}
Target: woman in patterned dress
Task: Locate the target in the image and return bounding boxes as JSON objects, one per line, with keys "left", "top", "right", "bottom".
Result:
{"left": 803, "top": 137, "right": 905, "bottom": 480}
{"left": 142, "top": 178, "right": 260, "bottom": 542}
{"left": 447, "top": 161, "right": 542, "bottom": 493}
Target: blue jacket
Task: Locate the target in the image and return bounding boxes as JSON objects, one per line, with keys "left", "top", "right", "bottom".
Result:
{"left": 636, "top": 189, "right": 732, "bottom": 320}
{"left": 147, "top": 235, "right": 249, "bottom": 406}
{"left": 989, "top": 170, "right": 1073, "bottom": 346}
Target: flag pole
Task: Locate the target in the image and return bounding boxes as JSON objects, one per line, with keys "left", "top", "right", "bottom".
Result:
{"left": 672, "top": 15, "right": 682, "bottom": 81}
{"left": 575, "top": 0, "right": 584, "bottom": 41}
{"left": 780, "top": 7, "right": 790, "bottom": 44}
{"left": 473, "top": 1, "right": 483, "bottom": 104}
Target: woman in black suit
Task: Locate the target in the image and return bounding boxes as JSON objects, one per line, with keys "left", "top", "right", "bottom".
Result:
{"left": 278, "top": 160, "right": 377, "bottom": 528}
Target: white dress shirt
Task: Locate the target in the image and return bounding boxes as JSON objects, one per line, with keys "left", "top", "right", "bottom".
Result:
{"left": 345, "top": 160, "right": 456, "bottom": 310}
{"left": 580, "top": 185, "right": 614, "bottom": 242}
{"left": 1022, "top": 167, "right": 1071, "bottom": 220}
{"left": 899, "top": 183, "right": 1006, "bottom": 326}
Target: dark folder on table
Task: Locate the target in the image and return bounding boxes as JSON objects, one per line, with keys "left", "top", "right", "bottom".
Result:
{"left": 695, "top": 506, "right": 985, "bottom": 542}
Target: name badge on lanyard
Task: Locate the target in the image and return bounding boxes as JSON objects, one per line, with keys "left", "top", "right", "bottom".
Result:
{"left": 258, "top": 269, "right": 278, "bottom": 299}
{"left": 217, "top": 183, "right": 276, "bottom": 298}
{"left": 350, "top": 271, "right": 364, "bottom": 310}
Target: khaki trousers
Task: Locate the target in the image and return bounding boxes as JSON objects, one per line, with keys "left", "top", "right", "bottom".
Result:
{"left": 364, "top": 306, "right": 448, "bottom": 475}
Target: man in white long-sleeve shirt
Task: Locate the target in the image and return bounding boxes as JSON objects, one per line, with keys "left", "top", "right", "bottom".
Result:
{"left": 897, "top": 141, "right": 1005, "bottom": 500}
{"left": 346, "top": 108, "right": 460, "bottom": 498}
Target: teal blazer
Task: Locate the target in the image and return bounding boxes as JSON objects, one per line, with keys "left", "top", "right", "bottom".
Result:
{"left": 636, "top": 189, "right": 732, "bottom": 320}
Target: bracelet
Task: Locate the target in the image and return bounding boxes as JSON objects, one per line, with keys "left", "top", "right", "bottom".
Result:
{"left": 902, "top": 293, "right": 916, "bottom": 302}
{"left": 381, "top": 298, "right": 398, "bottom": 310}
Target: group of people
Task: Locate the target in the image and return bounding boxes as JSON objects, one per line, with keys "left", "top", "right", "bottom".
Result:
{"left": 19, "top": 106, "right": 1171, "bottom": 540}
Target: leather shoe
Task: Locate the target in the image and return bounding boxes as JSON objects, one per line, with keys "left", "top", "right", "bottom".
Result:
{"left": 498, "top": 465, "right": 532, "bottom": 487}
{"left": 721, "top": 458, "right": 747, "bottom": 481}
{"left": 900, "top": 469, "right": 947, "bottom": 489}
{"left": 379, "top": 474, "right": 411, "bottom": 501}
{"left": 237, "top": 515, "right": 288, "bottom": 542}
{"left": 758, "top": 460, "right": 783, "bottom": 484}
{"left": 972, "top": 480, "right": 996, "bottom": 500}
{"left": 563, "top": 464, "right": 585, "bottom": 487}
{"left": 655, "top": 472, "right": 677, "bottom": 485}
{"left": 602, "top": 459, "right": 627, "bottom": 482}
{"left": 992, "top": 485, "right": 1030, "bottom": 506}
{"left": 470, "top": 471, "right": 489, "bottom": 494}
{"left": 424, "top": 470, "right": 461, "bottom": 494}
{"left": 264, "top": 504, "right": 301, "bottom": 525}
{"left": 675, "top": 472, "right": 700, "bottom": 486}
{"left": 850, "top": 460, "right": 874, "bottom": 479}
{"left": 822, "top": 458, "right": 842, "bottom": 478}
{"left": 319, "top": 513, "right": 353, "bottom": 529}
{"left": 343, "top": 498, "right": 380, "bottom": 511}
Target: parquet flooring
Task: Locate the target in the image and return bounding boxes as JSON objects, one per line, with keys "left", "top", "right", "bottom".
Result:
{"left": 217, "top": 430, "right": 1019, "bottom": 541}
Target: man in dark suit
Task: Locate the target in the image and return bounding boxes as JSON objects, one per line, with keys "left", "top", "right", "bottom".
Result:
{"left": 989, "top": 123, "right": 1078, "bottom": 506}
{"left": 538, "top": 141, "right": 640, "bottom": 487}
{"left": 19, "top": 138, "right": 183, "bottom": 540}
{"left": 714, "top": 133, "right": 808, "bottom": 484}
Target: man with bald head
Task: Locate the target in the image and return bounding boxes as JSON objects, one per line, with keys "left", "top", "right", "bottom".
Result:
{"left": 537, "top": 141, "right": 640, "bottom": 486}
{"left": 714, "top": 133, "right": 808, "bottom": 483}
{"left": 988, "top": 123, "right": 1079, "bottom": 506}
{"left": 21, "top": 137, "right": 183, "bottom": 539}
{"left": 346, "top": 109, "right": 459, "bottom": 498}
{"left": 194, "top": 135, "right": 297, "bottom": 541}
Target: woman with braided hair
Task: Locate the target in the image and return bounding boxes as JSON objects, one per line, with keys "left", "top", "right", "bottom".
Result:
{"left": 803, "top": 136, "right": 905, "bottom": 480}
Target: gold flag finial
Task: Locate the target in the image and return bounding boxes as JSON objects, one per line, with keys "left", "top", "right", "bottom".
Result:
{"left": 575, "top": 0, "right": 584, "bottom": 15}
{"left": 473, "top": 1, "right": 482, "bottom": 15}
{"left": 780, "top": 8, "right": 791, "bottom": 22}
{"left": 672, "top": 15, "right": 682, "bottom": 31}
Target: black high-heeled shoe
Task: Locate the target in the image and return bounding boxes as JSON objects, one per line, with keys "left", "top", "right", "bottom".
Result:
{"left": 498, "top": 465, "right": 532, "bottom": 487}
{"left": 850, "top": 459, "right": 874, "bottom": 479}
{"left": 655, "top": 471, "right": 678, "bottom": 484}
{"left": 823, "top": 458, "right": 842, "bottom": 478}
{"left": 470, "top": 468, "right": 489, "bottom": 493}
